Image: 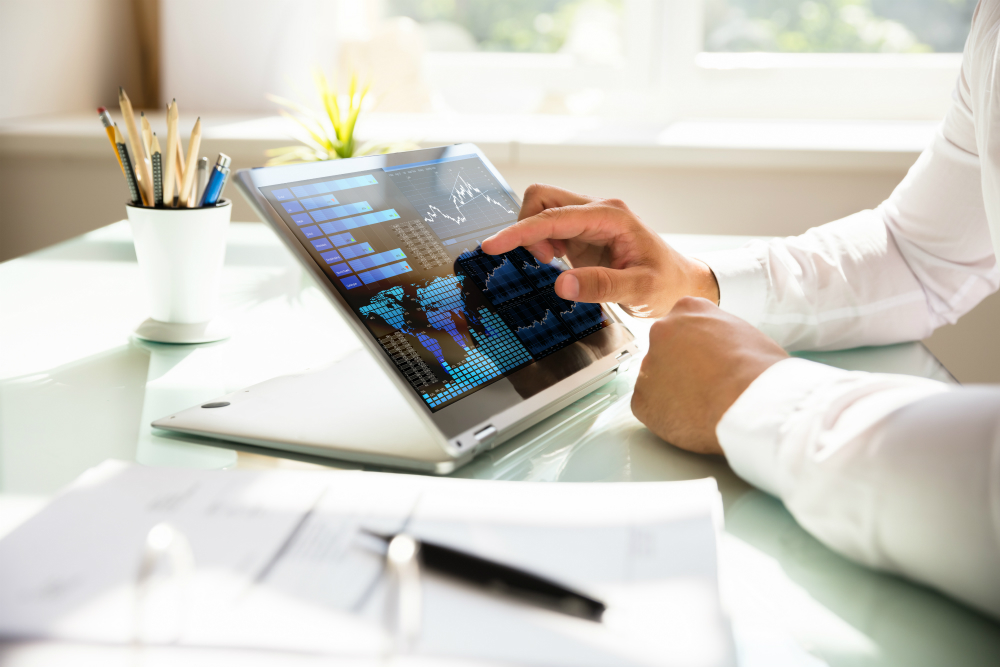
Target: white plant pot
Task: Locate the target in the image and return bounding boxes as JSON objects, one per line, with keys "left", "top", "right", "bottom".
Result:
{"left": 127, "top": 201, "right": 232, "bottom": 344}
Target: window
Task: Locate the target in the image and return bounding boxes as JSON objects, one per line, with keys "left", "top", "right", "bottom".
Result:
{"left": 343, "top": 0, "right": 971, "bottom": 120}
{"left": 686, "top": 0, "right": 972, "bottom": 120}
{"left": 704, "top": 0, "right": 975, "bottom": 53}
{"left": 387, "top": 0, "right": 624, "bottom": 61}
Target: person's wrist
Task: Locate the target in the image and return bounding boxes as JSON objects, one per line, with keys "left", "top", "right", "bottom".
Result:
{"left": 686, "top": 258, "right": 721, "bottom": 305}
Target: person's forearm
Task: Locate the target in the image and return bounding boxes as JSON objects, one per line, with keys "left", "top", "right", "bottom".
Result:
{"left": 718, "top": 359, "right": 1000, "bottom": 620}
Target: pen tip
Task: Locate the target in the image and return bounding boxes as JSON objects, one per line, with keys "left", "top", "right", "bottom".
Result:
{"left": 97, "top": 107, "right": 106, "bottom": 113}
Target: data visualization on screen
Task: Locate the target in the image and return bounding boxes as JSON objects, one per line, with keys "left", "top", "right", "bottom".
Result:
{"left": 387, "top": 157, "right": 519, "bottom": 250}
{"left": 260, "top": 155, "right": 609, "bottom": 412}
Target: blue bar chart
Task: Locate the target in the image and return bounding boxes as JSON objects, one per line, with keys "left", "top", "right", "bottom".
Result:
{"left": 317, "top": 208, "right": 400, "bottom": 232}
{"left": 329, "top": 232, "right": 357, "bottom": 247}
{"left": 349, "top": 248, "right": 407, "bottom": 272}
{"left": 290, "top": 174, "right": 379, "bottom": 198}
{"left": 340, "top": 243, "right": 375, "bottom": 260}
{"left": 358, "top": 260, "right": 413, "bottom": 285}
{"left": 310, "top": 201, "right": 373, "bottom": 223}
{"left": 299, "top": 194, "right": 340, "bottom": 210}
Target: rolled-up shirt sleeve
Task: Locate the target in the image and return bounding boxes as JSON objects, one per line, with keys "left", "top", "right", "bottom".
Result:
{"left": 718, "top": 358, "right": 1000, "bottom": 620}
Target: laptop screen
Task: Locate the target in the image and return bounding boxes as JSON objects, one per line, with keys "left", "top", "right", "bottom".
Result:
{"left": 259, "top": 154, "right": 611, "bottom": 412}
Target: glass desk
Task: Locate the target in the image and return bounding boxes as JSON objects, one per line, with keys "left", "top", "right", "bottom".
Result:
{"left": 1, "top": 223, "right": 996, "bottom": 666}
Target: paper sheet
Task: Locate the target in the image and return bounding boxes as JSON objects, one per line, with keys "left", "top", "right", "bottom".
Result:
{"left": 0, "top": 462, "right": 735, "bottom": 666}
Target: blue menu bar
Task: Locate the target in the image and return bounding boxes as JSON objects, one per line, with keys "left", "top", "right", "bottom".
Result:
{"left": 330, "top": 262, "right": 353, "bottom": 277}
{"left": 300, "top": 225, "right": 322, "bottom": 239}
{"left": 310, "top": 237, "right": 333, "bottom": 252}
{"left": 341, "top": 275, "right": 364, "bottom": 290}
{"left": 320, "top": 249, "right": 343, "bottom": 264}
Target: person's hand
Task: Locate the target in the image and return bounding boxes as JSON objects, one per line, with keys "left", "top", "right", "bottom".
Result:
{"left": 481, "top": 184, "right": 719, "bottom": 318}
{"left": 631, "top": 297, "right": 789, "bottom": 454}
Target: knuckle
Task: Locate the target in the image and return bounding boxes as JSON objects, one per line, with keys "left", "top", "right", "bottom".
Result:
{"left": 602, "top": 198, "right": 628, "bottom": 211}
{"left": 649, "top": 316, "right": 675, "bottom": 342}
{"left": 630, "top": 384, "right": 648, "bottom": 418}
{"left": 673, "top": 295, "right": 705, "bottom": 312}
{"left": 523, "top": 183, "right": 545, "bottom": 198}
{"left": 535, "top": 206, "right": 561, "bottom": 222}
{"left": 593, "top": 269, "right": 616, "bottom": 300}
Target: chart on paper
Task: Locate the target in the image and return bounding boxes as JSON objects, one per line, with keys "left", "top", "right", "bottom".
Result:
{"left": 388, "top": 158, "right": 518, "bottom": 243}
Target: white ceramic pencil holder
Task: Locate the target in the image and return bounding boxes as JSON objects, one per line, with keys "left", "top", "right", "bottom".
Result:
{"left": 127, "top": 200, "right": 232, "bottom": 344}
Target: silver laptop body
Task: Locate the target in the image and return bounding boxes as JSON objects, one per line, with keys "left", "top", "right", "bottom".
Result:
{"left": 154, "top": 144, "right": 637, "bottom": 473}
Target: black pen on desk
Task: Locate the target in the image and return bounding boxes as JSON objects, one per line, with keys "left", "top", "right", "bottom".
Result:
{"left": 150, "top": 133, "right": 164, "bottom": 207}
{"left": 199, "top": 153, "right": 231, "bottom": 206}
{"left": 365, "top": 530, "right": 606, "bottom": 622}
{"left": 113, "top": 124, "right": 141, "bottom": 205}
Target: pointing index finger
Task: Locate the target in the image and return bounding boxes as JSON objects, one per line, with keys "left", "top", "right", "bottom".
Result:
{"left": 481, "top": 204, "right": 623, "bottom": 255}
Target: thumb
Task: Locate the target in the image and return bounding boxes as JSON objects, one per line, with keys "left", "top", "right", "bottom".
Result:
{"left": 555, "top": 266, "right": 643, "bottom": 304}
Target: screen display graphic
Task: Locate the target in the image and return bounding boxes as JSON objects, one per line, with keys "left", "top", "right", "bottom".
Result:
{"left": 261, "top": 155, "right": 610, "bottom": 412}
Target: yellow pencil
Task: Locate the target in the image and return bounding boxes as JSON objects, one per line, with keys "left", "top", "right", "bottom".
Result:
{"left": 163, "top": 100, "right": 178, "bottom": 207}
{"left": 179, "top": 118, "right": 202, "bottom": 208}
{"left": 118, "top": 87, "right": 151, "bottom": 206}
{"left": 98, "top": 108, "right": 125, "bottom": 177}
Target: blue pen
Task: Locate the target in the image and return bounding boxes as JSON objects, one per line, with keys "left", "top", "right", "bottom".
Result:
{"left": 199, "top": 153, "right": 232, "bottom": 206}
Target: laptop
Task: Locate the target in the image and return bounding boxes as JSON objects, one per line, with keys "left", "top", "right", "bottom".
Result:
{"left": 153, "top": 144, "right": 637, "bottom": 473}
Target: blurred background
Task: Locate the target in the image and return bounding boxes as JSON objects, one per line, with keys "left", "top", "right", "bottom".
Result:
{"left": 1, "top": 0, "right": 993, "bottom": 381}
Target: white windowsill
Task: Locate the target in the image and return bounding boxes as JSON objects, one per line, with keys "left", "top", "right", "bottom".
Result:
{"left": 0, "top": 112, "right": 936, "bottom": 172}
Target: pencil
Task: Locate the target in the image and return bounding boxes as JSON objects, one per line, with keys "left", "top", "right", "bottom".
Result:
{"left": 175, "top": 136, "right": 186, "bottom": 187}
{"left": 98, "top": 108, "right": 125, "bottom": 177}
{"left": 118, "top": 87, "right": 151, "bottom": 206}
{"left": 163, "top": 99, "right": 178, "bottom": 207}
{"left": 114, "top": 124, "right": 141, "bottom": 205}
{"left": 179, "top": 117, "right": 202, "bottom": 207}
{"left": 140, "top": 112, "right": 153, "bottom": 165}
{"left": 151, "top": 133, "right": 164, "bottom": 207}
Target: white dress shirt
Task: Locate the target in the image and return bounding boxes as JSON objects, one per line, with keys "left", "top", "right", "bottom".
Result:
{"left": 697, "top": 1, "right": 1000, "bottom": 620}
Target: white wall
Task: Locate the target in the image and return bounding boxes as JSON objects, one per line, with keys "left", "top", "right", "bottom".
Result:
{"left": 0, "top": 0, "right": 143, "bottom": 120}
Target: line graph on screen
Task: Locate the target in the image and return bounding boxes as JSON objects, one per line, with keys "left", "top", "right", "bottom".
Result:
{"left": 423, "top": 172, "right": 515, "bottom": 227}
{"left": 460, "top": 251, "right": 534, "bottom": 305}
{"left": 391, "top": 161, "right": 518, "bottom": 240}
{"left": 507, "top": 302, "right": 573, "bottom": 356}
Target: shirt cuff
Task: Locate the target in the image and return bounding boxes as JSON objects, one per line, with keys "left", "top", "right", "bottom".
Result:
{"left": 691, "top": 248, "right": 768, "bottom": 327}
{"left": 716, "top": 357, "right": 847, "bottom": 498}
